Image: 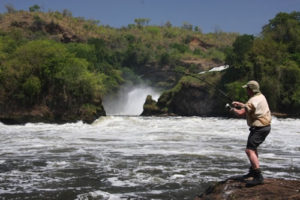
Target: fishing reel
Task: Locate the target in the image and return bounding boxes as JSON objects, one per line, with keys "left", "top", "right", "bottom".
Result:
{"left": 225, "top": 103, "right": 233, "bottom": 111}
{"left": 225, "top": 103, "right": 242, "bottom": 111}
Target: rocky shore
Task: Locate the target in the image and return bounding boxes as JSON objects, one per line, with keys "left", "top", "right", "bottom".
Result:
{"left": 0, "top": 103, "right": 106, "bottom": 125}
{"left": 195, "top": 178, "right": 300, "bottom": 200}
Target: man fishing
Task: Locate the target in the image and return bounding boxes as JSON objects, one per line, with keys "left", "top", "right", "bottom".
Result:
{"left": 230, "top": 80, "right": 271, "bottom": 186}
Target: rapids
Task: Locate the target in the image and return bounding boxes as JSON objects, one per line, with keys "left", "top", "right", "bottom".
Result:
{"left": 0, "top": 116, "right": 299, "bottom": 199}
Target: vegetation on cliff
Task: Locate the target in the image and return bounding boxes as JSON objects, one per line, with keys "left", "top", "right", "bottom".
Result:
{"left": 1, "top": 5, "right": 298, "bottom": 121}
{"left": 0, "top": 5, "right": 238, "bottom": 123}
{"left": 222, "top": 12, "right": 300, "bottom": 115}
{"left": 143, "top": 11, "right": 300, "bottom": 117}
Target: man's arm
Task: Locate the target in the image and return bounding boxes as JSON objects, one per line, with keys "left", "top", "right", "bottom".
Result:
{"left": 231, "top": 101, "right": 246, "bottom": 117}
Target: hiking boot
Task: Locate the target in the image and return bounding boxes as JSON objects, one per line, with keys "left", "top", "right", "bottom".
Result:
{"left": 228, "top": 167, "right": 255, "bottom": 181}
{"left": 242, "top": 167, "right": 255, "bottom": 179}
{"left": 246, "top": 168, "right": 264, "bottom": 187}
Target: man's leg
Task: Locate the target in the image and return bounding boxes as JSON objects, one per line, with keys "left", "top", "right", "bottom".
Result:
{"left": 245, "top": 148, "right": 259, "bottom": 169}
{"left": 245, "top": 148, "right": 264, "bottom": 186}
{"left": 243, "top": 126, "right": 270, "bottom": 186}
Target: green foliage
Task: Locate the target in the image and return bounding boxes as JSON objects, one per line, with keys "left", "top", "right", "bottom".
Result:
{"left": 31, "top": 15, "right": 46, "bottom": 31}
{"left": 23, "top": 75, "right": 41, "bottom": 104}
{"left": 146, "top": 26, "right": 160, "bottom": 35}
{"left": 121, "top": 67, "right": 142, "bottom": 84}
{"left": 62, "top": 9, "right": 73, "bottom": 17}
{"left": 7, "top": 9, "right": 300, "bottom": 117}
{"left": 134, "top": 18, "right": 150, "bottom": 28}
{"left": 29, "top": 5, "right": 41, "bottom": 12}
{"left": 207, "top": 48, "right": 226, "bottom": 62}
{"left": 278, "top": 62, "right": 300, "bottom": 112}
{"left": 0, "top": 38, "right": 113, "bottom": 110}
{"left": 66, "top": 42, "right": 97, "bottom": 68}
{"left": 225, "top": 34, "right": 254, "bottom": 69}
{"left": 170, "top": 43, "right": 189, "bottom": 53}
{"left": 182, "top": 22, "right": 193, "bottom": 31}
{"left": 225, "top": 81, "right": 248, "bottom": 103}
{"left": 223, "top": 11, "right": 300, "bottom": 115}
{"left": 55, "top": 57, "right": 100, "bottom": 101}
{"left": 159, "top": 52, "right": 171, "bottom": 65}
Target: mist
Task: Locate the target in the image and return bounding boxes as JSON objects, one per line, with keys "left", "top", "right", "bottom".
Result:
{"left": 103, "top": 84, "right": 160, "bottom": 116}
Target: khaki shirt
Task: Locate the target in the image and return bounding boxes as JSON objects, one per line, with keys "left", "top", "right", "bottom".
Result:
{"left": 245, "top": 93, "right": 271, "bottom": 127}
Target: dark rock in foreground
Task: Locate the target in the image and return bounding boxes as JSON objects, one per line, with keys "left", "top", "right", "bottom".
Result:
{"left": 195, "top": 178, "right": 300, "bottom": 200}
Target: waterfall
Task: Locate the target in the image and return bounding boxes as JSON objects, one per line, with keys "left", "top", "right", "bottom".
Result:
{"left": 103, "top": 84, "right": 160, "bottom": 115}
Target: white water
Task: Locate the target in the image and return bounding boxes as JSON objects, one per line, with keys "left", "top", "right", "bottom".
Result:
{"left": 0, "top": 117, "right": 299, "bottom": 199}
{"left": 103, "top": 85, "right": 160, "bottom": 115}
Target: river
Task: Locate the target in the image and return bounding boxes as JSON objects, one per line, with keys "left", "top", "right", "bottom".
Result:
{"left": 0, "top": 116, "right": 299, "bottom": 200}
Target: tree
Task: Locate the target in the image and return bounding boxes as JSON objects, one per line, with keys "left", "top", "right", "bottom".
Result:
{"left": 223, "top": 12, "right": 300, "bottom": 114}
{"left": 23, "top": 76, "right": 41, "bottom": 104}
{"left": 224, "top": 34, "right": 255, "bottom": 81}
{"left": 62, "top": 9, "right": 73, "bottom": 17}
{"left": 5, "top": 4, "right": 16, "bottom": 13}
{"left": 182, "top": 22, "right": 193, "bottom": 31}
{"left": 29, "top": 4, "right": 41, "bottom": 12}
{"left": 134, "top": 18, "right": 150, "bottom": 28}
{"left": 262, "top": 11, "right": 300, "bottom": 57}
{"left": 194, "top": 26, "right": 202, "bottom": 33}
{"left": 164, "top": 21, "right": 172, "bottom": 28}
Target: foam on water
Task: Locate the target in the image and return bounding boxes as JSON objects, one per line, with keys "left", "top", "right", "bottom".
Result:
{"left": 76, "top": 190, "right": 121, "bottom": 200}
{"left": 0, "top": 117, "right": 299, "bottom": 199}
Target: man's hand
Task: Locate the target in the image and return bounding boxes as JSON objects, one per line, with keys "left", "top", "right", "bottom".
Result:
{"left": 231, "top": 101, "right": 246, "bottom": 117}
{"left": 232, "top": 101, "right": 245, "bottom": 109}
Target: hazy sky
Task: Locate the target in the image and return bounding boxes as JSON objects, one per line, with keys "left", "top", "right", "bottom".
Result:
{"left": 1, "top": 0, "right": 299, "bottom": 34}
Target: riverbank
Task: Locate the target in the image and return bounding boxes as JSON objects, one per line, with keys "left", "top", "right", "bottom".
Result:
{"left": 195, "top": 178, "right": 300, "bottom": 200}
{"left": 0, "top": 104, "right": 106, "bottom": 125}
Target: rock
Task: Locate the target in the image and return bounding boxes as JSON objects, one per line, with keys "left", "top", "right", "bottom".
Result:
{"left": 194, "top": 178, "right": 300, "bottom": 200}
{"left": 0, "top": 103, "right": 106, "bottom": 125}
{"left": 141, "top": 78, "right": 229, "bottom": 117}
{"left": 141, "top": 95, "right": 164, "bottom": 116}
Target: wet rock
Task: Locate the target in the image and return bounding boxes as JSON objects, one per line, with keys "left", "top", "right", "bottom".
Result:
{"left": 141, "top": 80, "right": 228, "bottom": 117}
{"left": 0, "top": 103, "right": 106, "bottom": 125}
{"left": 141, "top": 95, "right": 164, "bottom": 116}
{"left": 194, "top": 178, "right": 300, "bottom": 200}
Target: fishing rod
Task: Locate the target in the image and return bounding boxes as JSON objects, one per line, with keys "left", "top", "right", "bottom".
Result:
{"left": 175, "top": 70, "right": 233, "bottom": 103}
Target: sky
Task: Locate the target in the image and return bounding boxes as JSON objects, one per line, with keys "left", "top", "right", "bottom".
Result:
{"left": 0, "top": 0, "right": 299, "bottom": 35}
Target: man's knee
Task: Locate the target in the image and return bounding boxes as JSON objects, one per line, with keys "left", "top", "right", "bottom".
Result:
{"left": 245, "top": 148, "right": 254, "bottom": 155}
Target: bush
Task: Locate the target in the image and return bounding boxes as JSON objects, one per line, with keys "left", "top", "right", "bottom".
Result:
{"left": 170, "top": 43, "right": 189, "bottom": 53}
{"left": 23, "top": 76, "right": 41, "bottom": 103}
{"left": 29, "top": 5, "right": 41, "bottom": 12}
{"left": 225, "top": 81, "right": 248, "bottom": 103}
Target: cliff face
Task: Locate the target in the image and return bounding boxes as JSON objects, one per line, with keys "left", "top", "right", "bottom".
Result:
{"left": 141, "top": 78, "right": 229, "bottom": 117}
{"left": 168, "top": 82, "right": 216, "bottom": 116}
{"left": 195, "top": 178, "right": 300, "bottom": 200}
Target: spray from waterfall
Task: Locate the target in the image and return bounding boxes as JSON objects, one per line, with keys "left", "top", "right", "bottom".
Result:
{"left": 103, "top": 84, "right": 160, "bottom": 116}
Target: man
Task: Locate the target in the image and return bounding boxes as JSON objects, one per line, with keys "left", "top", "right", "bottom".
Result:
{"left": 231, "top": 80, "right": 271, "bottom": 186}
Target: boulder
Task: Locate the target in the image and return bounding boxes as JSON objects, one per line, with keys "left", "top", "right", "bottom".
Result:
{"left": 141, "top": 95, "right": 164, "bottom": 116}
{"left": 141, "top": 78, "right": 229, "bottom": 117}
{"left": 195, "top": 178, "right": 300, "bottom": 200}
